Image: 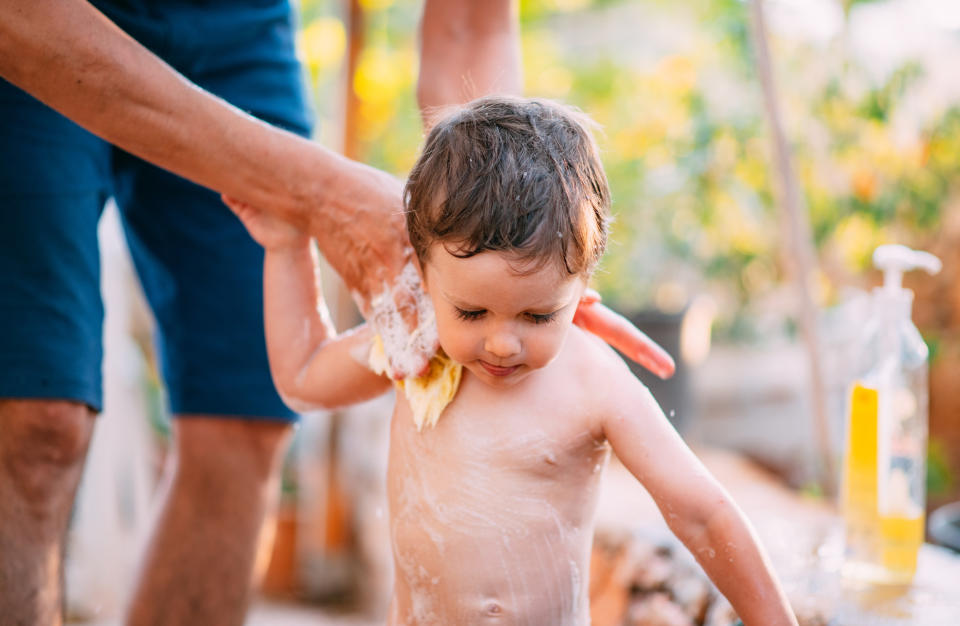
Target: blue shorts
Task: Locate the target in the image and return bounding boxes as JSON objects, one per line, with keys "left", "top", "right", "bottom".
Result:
{"left": 0, "top": 0, "right": 313, "bottom": 419}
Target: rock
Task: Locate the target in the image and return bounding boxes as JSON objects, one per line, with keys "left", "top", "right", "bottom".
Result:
{"left": 626, "top": 592, "right": 695, "bottom": 626}
{"left": 629, "top": 546, "right": 674, "bottom": 591}
{"left": 667, "top": 570, "right": 712, "bottom": 624}
{"left": 704, "top": 596, "right": 738, "bottom": 626}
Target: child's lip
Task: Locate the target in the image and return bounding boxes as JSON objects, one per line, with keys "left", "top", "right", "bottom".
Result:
{"left": 478, "top": 361, "right": 519, "bottom": 377}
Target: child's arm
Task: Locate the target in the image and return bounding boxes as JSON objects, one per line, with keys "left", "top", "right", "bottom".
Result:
{"left": 598, "top": 357, "right": 797, "bottom": 626}
{"left": 227, "top": 197, "right": 392, "bottom": 412}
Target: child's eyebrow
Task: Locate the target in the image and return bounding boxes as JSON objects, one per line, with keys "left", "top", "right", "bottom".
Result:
{"left": 440, "top": 289, "right": 574, "bottom": 314}
{"left": 439, "top": 290, "right": 480, "bottom": 309}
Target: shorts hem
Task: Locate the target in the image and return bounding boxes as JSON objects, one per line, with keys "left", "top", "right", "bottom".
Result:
{"left": 166, "top": 382, "right": 297, "bottom": 421}
{"left": 0, "top": 371, "right": 101, "bottom": 412}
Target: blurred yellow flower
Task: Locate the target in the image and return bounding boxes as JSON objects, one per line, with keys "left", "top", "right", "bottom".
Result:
{"left": 708, "top": 190, "right": 766, "bottom": 257}
{"left": 548, "top": 0, "right": 591, "bottom": 12}
{"left": 735, "top": 157, "right": 766, "bottom": 191}
{"left": 833, "top": 213, "right": 883, "bottom": 271}
{"left": 612, "top": 125, "right": 659, "bottom": 161}
{"left": 360, "top": 0, "right": 394, "bottom": 12}
{"left": 354, "top": 47, "right": 414, "bottom": 105}
{"left": 298, "top": 17, "right": 346, "bottom": 73}
{"left": 860, "top": 122, "right": 903, "bottom": 176}
{"left": 530, "top": 65, "right": 573, "bottom": 98}
{"left": 655, "top": 55, "right": 697, "bottom": 95}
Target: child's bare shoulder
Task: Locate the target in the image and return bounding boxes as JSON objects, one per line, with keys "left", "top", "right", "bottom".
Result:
{"left": 563, "top": 324, "right": 635, "bottom": 382}
{"left": 559, "top": 325, "right": 642, "bottom": 417}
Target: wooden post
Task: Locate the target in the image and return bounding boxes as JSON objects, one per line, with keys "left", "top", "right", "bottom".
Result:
{"left": 320, "top": 0, "right": 366, "bottom": 557}
{"left": 748, "top": 0, "right": 837, "bottom": 496}
{"left": 343, "top": 0, "right": 364, "bottom": 162}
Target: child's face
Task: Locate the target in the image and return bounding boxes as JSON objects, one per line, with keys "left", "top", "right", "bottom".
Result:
{"left": 422, "top": 243, "right": 586, "bottom": 387}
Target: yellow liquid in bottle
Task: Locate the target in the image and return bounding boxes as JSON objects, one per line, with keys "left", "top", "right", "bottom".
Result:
{"left": 879, "top": 514, "right": 924, "bottom": 581}
{"left": 844, "top": 385, "right": 880, "bottom": 578}
{"left": 843, "top": 384, "right": 923, "bottom": 585}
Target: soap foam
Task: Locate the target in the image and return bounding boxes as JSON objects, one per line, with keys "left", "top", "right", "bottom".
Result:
{"left": 355, "top": 261, "right": 438, "bottom": 380}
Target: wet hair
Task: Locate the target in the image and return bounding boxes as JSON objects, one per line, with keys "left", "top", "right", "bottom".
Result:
{"left": 405, "top": 96, "right": 610, "bottom": 276}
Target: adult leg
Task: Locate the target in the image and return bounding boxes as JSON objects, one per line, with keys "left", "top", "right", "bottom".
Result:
{"left": 124, "top": 416, "right": 292, "bottom": 626}
{"left": 0, "top": 69, "right": 109, "bottom": 623}
{"left": 0, "top": 400, "right": 96, "bottom": 626}
{"left": 113, "top": 4, "right": 309, "bottom": 622}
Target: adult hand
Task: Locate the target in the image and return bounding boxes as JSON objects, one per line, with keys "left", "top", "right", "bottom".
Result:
{"left": 573, "top": 289, "right": 676, "bottom": 379}
{"left": 223, "top": 195, "right": 307, "bottom": 251}
{"left": 292, "top": 162, "right": 437, "bottom": 380}
{"left": 229, "top": 167, "right": 437, "bottom": 381}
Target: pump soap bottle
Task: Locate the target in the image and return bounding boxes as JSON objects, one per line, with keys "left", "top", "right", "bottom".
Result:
{"left": 842, "top": 244, "right": 941, "bottom": 585}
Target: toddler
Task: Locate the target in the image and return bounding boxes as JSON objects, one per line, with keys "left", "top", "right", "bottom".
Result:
{"left": 229, "top": 96, "right": 796, "bottom": 626}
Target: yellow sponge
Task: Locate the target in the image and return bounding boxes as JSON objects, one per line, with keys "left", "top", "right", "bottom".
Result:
{"left": 368, "top": 335, "right": 462, "bottom": 431}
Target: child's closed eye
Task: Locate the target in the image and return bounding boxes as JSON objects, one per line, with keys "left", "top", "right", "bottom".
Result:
{"left": 454, "top": 307, "right": 557, "bottom": 324}
{"left": 526, "top": 312, "right": 556, "bottom": 325}
{"left": 455, "top": 307, "right": 486, "bottom": 321}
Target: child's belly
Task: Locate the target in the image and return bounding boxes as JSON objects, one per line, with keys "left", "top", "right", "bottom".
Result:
{"left": 388, "top": 505, "right": 593, "bottom": 626}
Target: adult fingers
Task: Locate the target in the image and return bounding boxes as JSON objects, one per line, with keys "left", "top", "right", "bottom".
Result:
{"left": 574, "top": 302, "right": 676, "bottom": 379}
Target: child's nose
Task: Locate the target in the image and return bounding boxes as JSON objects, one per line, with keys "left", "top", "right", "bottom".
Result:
{"left": 484, "top": 330, "right": 521, "bottom": 360}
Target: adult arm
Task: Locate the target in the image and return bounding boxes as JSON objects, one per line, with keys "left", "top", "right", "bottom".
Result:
{"left": 418, "top": 0, "right": 522, "bottom": 129}
{"left": 0, "top": 0, "right": 431, "bottom": 377}
{"left": 417, "top": 0, "right": 674, "bottom": 379}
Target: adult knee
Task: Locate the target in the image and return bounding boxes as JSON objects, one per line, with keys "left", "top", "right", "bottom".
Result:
{"left": 174, "top": 417, "right": 294, "bottom": 484}
{"left": 0, "top": 399, "right": 95, "bottom": 507}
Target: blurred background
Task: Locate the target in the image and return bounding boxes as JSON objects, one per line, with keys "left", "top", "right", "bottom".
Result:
{"left": 67, "top": 0, "right": 960, "bottom": 623}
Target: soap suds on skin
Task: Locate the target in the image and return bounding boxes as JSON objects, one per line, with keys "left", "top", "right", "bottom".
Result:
{"left": 357, "top": 262, "right": 439, "bottom": 380}
{"left": 388, "top": 421, "right": 606, "bottom": 625}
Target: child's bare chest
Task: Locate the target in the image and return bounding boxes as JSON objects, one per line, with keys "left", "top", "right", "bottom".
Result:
{"left": 389, "top": 368, "right": 607, "bottom": 507}
{"left": 385, "top": 372, "right": 609, "bottom": 625}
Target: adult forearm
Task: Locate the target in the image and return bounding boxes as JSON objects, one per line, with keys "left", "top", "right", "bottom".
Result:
{"left": 418, "top": 0, "right": 521, "bottom": 123}
{"left": 0, "top": 0, "right": 326, "bottom": 221}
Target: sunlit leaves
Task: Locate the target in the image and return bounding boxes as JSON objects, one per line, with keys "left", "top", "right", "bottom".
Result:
{"left": 294, "top": 0, "right": 956, "bottom": 337}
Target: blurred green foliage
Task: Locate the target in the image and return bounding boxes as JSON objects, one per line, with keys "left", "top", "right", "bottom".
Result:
{"left": 296, "top": 0, "right": 959, "bottom": 340}
{"left": 928, "top": 438, "right": 955, "bottom": 499}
